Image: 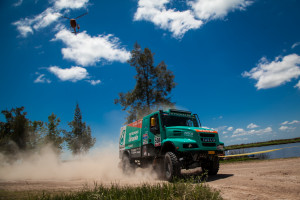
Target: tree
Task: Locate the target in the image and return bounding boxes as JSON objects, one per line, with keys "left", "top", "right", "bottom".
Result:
{"left": 0, "top": 107, "right": 30, "bottom": 153}
{"left": 44, "top": 113, "right": 64, "bottom": 154}
{"left": 64, "top": 103, "right": 96, "bottom": 155}
{"left": 27, "top": 120, "right": 44, "bottom": 151}
{"left": 115, "top": 42, "right": 176, "bottom": 123}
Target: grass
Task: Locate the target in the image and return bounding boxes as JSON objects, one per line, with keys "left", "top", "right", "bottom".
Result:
{"left": 225, "top": 137, "right": 300, "bottom": 150}
{"left": 0, "top": 180, "right": 222, "bottom": 200}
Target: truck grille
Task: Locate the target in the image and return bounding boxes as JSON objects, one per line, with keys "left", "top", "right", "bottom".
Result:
{"left": 202, "top": 143, "right": 216, "bottom": 147}
{"left": 200, "top": 133, "right": 215, "bottom": 137}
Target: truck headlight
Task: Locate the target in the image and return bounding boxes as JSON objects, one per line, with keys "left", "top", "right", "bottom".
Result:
{"left": 217, "top": 145, "right": 224, "bottom": 150}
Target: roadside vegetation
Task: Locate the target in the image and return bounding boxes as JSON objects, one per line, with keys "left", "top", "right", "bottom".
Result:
{"left": 225, "top": 137, "right": 300, "bottom": 150}
{"left": 0, "top": 103, "right": 96, "bottom": 161}
{"left": 1, "top": 181, "right": 222, "bottom": 200}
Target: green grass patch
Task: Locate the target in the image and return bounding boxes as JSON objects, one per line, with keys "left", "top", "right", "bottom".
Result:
{"left": 225, "top": 137, "right": 300, "bottom": 150}
{"left": 18, "top": 181, "right": 222, "bottom": 200}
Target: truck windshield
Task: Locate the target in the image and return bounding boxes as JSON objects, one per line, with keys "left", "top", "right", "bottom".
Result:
{"left": 162, "top": 115, "right": 199, "bottom": 127}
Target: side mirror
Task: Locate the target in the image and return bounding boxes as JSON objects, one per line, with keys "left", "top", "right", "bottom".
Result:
{"left": 151, "top": 117, "right": 156, "bottom": 127}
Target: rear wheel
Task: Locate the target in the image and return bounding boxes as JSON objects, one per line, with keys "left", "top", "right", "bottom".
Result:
{"left": 201, "top": 156, "right": 219, "bottom": 175}
{"left": 122, "top": 155, "right": 136, "bottom": 175}
{"left": 164, "top": 152, "right": 181, "bottom": 181}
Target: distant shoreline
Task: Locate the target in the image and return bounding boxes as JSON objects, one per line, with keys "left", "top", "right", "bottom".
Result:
{"left": 225, "top": 137, "right": 300, "bottom": 150}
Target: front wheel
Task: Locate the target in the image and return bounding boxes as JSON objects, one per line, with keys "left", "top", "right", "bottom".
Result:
{"left": 164, "top": 152, "right": 181, "bottom": 181}
{"left": 201, "top": 156, "right": 219, "bottom": 175}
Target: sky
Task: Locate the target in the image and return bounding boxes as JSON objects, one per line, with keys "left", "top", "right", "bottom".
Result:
{"left": 0, "top": 0, "right": 300, "bottom": 146}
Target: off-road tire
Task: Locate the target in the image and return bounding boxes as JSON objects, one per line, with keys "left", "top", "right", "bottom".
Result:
{"left": 122, "top": 155, "right": 136, "bottom": 175}
{"left": 164, "top": 152, "right": 181, "bottom": 181}
{"left": 202, "top": 156, "right": 219, "bottom": 175}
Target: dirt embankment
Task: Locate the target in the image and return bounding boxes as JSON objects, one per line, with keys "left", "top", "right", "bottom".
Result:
{"left": 0, "top": 158, "right": 300, "bottom": 199}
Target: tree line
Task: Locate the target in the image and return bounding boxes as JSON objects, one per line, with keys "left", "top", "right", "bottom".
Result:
{"left": 0, "top": 103, "right": 96, "bottom": 158}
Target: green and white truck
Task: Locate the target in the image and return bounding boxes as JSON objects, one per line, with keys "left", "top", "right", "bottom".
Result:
{"left": 119, "top": 109, "right": 225, "bottom": 181}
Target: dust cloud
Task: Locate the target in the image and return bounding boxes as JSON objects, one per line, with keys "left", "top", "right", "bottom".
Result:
{"left": 0, "top": 143, "right": 158, "bottom": 185}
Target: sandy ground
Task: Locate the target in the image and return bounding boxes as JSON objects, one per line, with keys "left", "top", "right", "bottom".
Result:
{"left": 207, "top": 157, "right": 300, "bottom": 200}
{"left": 0, "top": 157, "right": 300, "bottom": 199}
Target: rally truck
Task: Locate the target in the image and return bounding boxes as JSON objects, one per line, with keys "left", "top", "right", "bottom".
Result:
{"left": 119, "top": 109, "right": 225, "bottom": 181}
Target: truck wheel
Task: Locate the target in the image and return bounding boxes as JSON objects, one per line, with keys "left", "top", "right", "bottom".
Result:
{"left": 122, "top": 155, "right": 135, "bottom": 175}
{"left": 164, "top": 152, "right": 180, "bottom": 181}
{"left": 202, "top": 156, "right": 219, "bottom": 175}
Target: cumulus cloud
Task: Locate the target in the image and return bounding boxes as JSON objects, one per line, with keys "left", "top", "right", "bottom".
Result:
{"left": 189, "top": 0, "right": 252, "bottom": 20}
{"left": 13, "top": 0, "right": 89, "bottom": 37}
{"left": 233, "top": 128, "right": 244, "bottom": 134}
{"left": 247, "top": 123, "right": 259, "bottom": 129}
{"left": 54, "top": 0, "right": 89, "bottom": 10}
{"left": 49, "top": 66, "right": 89, "bottom": 82}
{"left": 134, "top": 0, "right": 202, "bottom": 38}
{"left": 134, "top": 0, "right": 252, "bottom": 38}
{"left": 53, "top": 29, "right": 131, "bottom": 66}
{"left": 279, "top": 126, "right": 295, "bottom": 132}
{"left": 227, "top": 126, "right": 234, "bottom": 131}
{"left": 232, "top": 127, "right": 272, "bottom": 137}
{"left": 34, "top": 73, "right": 51, "bottom": 83}
{"left": 242, "top": 54, "right": 300, "bottom": 89}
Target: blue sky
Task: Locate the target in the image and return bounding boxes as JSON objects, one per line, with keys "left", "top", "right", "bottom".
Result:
{"left": 1, "top": 0, "right": 300, "bottom": 146}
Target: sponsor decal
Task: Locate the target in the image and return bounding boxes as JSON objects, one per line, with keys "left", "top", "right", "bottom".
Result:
{"left": 129, "top": 130, "right": 139, "bottom": 142}
{"left": 154, "top": 135, "right": 161, "bottom": 147}
{"left": 142, "top": 133, "right": 148, "bottom": 145}
{"left": 128, "top": 119, "right": 143, "bottom": 128}
{"left": 184, "top": 132, "right": 193, "bottom": 137}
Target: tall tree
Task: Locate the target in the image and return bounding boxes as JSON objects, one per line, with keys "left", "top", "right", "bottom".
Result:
{"left": 0, "top": 107, "right": 29, "bottom": 153}
{"left": 44, "top": 113, "right": 64, "bottom": 154}
{"left": 27, "top": 120, "right": 44, "bottom": 151}
{"left": 115, "top": 42, "right": 176, "bottom": 123}
{"left": 64, "top": 103, "right": 96, "bottom": 155}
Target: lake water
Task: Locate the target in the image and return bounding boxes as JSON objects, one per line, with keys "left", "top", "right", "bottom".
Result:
{"left": 226, "top": 142, "right": 300, "bottom": 159}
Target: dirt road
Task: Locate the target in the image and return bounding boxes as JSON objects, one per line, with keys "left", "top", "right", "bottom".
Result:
{"left": 207, "top": 157, "right": 300, "bottom": 200}
{"left": 0, "top": 158, "right": 300, "bottom": 199}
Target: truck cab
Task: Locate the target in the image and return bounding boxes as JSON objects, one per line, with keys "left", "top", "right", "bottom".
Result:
{"left": 119, "top": 109, "right": 225, "bottom": 181}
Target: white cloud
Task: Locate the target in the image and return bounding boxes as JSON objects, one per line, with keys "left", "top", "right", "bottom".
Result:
{"left": 13, "top": 0, "right": 90, "bottom": 37}
{"left": 247, "top": 123, "right": 259, "bottom": 129}
{"left": 134, "top": 0, "right": 252, "bottom": 38}
{"left": 134, "top": 0, "right": 202, "bottom": 38}
{"left": 281, "top": 120, "right": 300, "bottom": 125}
{"left": 294, "top": 80, "right": 300, "bottom": 89}
{"left": 232, "top": 127, "right": 272, "bottom": 137}
{"left": 233, "top": 128, "right": 245, "bottom": 134}
{"left": 242, "top": 54, "right": 300, "bottom": 89}
{"left": 189, "top": 0, "right": 252, "bottom": 20}
{"left": 292, "top": 42, "right": 300, "bottom": 49}
{"left": 87, "top": 80, "right": 101, "bottom": 86}
{"left": 34, "top": 73, "right": 51, "bottom": 83}
{"left": 227, "top": 126, "right": 233, "bottom": 131}
{"left": 279, "top": 126, "right": 296, "bottom": 132}
{"left": 53, "top": 29, "right": 131, "bottom": 66}
{"left": 49, "top": 66, "right": 88, "bottom": 82}
{"left": 13, "top": 23, "right": 34, "bottom": 37}
{"left": 54, "top": 0, "right": 89, "bottom": 10}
